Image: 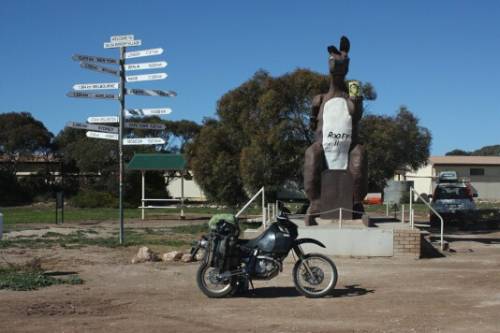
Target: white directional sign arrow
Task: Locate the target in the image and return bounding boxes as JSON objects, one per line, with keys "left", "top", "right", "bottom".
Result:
{"left": 124, "top": 61, "right": 167, "bottom": 71}
{"left": 80, "top": 62, "right": 120, "bottom": 76}
{"left": 72, "top": 54, "right": 118, "bottom": 64}
{"left": 86, "top": 131, "right": 119, "bottom": 140}
{"left": 73, "top": 82, "right": 120, "bottom": 91}
{"left": 125, "top": 122, "right": 166, "bottom": 130}
{"left": 67, "top": 91, "right": 119, "bottom": 100}
{"left": 104, "top": 39, "right": 142, "bottom": 49}
{"left": 126, "top": 108, "right": 172, "bottom": 117}
{"left": 123, "top": 138, "right": 165, "bottom": 145}
{"left": 126, "top": 88, "right": 176, "bottom": 97}
{"left": 110, "top": 34, "right": 134, "bottom": 42}
{"left": 126, "top": 73, "right": 167, "bottom": 82}
{"left": 66, "top": 121, "right": 118, "bottom": 133}
{"left": 88, "top": 116, "right": 119, "bottom": 123}
{"left": 125, "top": 48, "right": 163, "bottom": 59}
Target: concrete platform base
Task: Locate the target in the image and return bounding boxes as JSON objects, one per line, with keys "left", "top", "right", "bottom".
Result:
{"left": 242, "top": 217, "right": 425, "bottom": 258}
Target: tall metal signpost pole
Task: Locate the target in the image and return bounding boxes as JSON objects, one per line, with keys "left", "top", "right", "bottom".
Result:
{"left": 118, "top": 46, "right": 126, "bottom": 244}
{"left": 67, "top": 35, "right": 176, "bottom": 244}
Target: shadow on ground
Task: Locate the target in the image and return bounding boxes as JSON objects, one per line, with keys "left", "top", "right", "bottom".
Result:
{"left": 242, "top": 284, "right": 374, "bottom": 299}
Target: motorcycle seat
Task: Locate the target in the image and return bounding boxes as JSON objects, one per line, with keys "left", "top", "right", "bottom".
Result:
{"left": 237, "top": 231, "right": 269, "bottom": 250}
{"left": 238, "top": 237, "right": 257, "bottom": 250}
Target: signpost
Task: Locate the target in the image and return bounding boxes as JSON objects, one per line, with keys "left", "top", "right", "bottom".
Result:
{"left": 88, "top": 116, "right": 119, "bottom": 123}
{"left": 126, "top": 88, "right": 177, "bottom": 97}
{"left": 66, "top": 121, "right": 118, "bottom": 133}
{"left": 126, "top": 108, "right": 172, "bottom": 117}
{"left": 126, "top": 73, "right": 167, "bottom": 82}
{"left": 72, "top": 54, "right": 118, "bottom": 64}
{"left": 67, "top": 91, "right": 118, "bottom": 99}
{"left": 123, "top": 138, "right": 165, "bottom": 145}
{"left": 125, "top": 122, "right": 166, "bottom": 130}
{"left": 111, "top": 34, "right": 134, "bottom": 42}
{"left": 86, "top": 131, "right": 119, "bottom": 140}
{"left": 125, "top": 61, "right": 167, "bottom": 71}
{"left": 67, "top": 34, "right": 176, "bottom": 244}
{"left": 125, "top": 48, "right": 163, "bottom": 59}
{"left": 73, "top": 82, "right": 120, "bottom": 90}
{"left": 104, "top": 39, "right": 142, "bottom": 49}
{"left": 80, "top": 62, "right": 120, "bottom": 76}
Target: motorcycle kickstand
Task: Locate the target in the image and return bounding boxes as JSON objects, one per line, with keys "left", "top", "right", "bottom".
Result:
{"left": 248, "top": 278, "right": 255, "bottom": 294}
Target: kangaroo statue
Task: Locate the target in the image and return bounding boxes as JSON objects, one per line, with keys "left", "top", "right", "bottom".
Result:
{"left": 303, "top": 36, "right": 368, "bottom": 225}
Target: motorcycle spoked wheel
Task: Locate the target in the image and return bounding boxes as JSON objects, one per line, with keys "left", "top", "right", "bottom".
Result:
{"left": 292, "top": 253, "right": 338, "bottom": 298}
{"left": 196, "top": 261, "right": 237, "bottom": 298}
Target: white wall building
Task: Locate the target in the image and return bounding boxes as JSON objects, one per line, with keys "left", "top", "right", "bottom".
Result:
{"left": 403, "top": 156, "right": 500, "bottom": 201}
{"left": 167, "top": 177, "right": 206, "bottom": 202}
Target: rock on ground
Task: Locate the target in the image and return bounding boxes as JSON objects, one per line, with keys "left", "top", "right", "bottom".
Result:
{"left": 162, "top": 251, "right": 184, "bottom": 262}
{"left": 180, "top": 253, "right": 193, "bottom": 263}
{"left": 131, "top": 246, "right": 158, "bottom": 264}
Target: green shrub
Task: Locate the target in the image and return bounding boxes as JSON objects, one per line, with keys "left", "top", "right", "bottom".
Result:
{"left": 0, "top": 259, "right": 83, "bottom": 291}
{"left": 69, "top": 189, "right": 117, "bottom": 208}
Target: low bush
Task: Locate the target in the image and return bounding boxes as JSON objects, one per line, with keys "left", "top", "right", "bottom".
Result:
{"left": 0, "top": 169, "right": 32, "bottom": 206}
{"left": 0, "top": 259, "right": 83, "bottom": 291}
{"left": 69, "top": 189, "right": 117, "bottom": 208}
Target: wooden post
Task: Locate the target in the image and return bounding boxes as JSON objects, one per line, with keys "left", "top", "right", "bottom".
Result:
{"left": 180, "top": 171, "right": 185, "bottom": 219}
{"left": 141, "top": 170, "right": 145, "bottom": 220}
{"left": 262, "top": 187, "right": 266, "bottom": 227}
{"left": 401, "top": 204, "right": 405, "bottom": 223}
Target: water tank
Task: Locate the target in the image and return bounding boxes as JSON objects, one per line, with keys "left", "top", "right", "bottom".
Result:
{"left": 383, "top": 180, "right": 414, "bottom": 204}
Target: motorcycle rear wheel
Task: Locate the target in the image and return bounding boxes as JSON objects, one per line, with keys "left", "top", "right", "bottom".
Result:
{"left": 196, "top": 261, "right": 237, "bottom": 298}
{"left": 293, "top": 253, "right": 338, "bottom": 298}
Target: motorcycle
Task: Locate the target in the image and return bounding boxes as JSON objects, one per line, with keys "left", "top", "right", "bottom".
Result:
{"left": 192, "top": 213, "right": 338, "bottom": 298}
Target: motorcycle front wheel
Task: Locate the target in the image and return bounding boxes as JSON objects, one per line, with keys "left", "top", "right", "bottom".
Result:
{"left": 196, "top": 261, "right": 237, "bottom": 298}
{"left": 293, "top": 253, "right": 338, "bottom": 298}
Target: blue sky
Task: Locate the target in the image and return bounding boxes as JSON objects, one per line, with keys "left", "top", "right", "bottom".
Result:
{"left": 0, "top": 0, "right": 499, "bottom": 155}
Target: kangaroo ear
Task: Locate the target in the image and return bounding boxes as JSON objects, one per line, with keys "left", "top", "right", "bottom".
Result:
{"left": 340, "top": 36, "right": 350, "bottom": 53}
{"left": 327, "top": 45, "right": 340, "bottom": 55}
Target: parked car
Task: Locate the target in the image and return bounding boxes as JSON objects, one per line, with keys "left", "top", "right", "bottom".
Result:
{"left": 429, "top": 172, "right": 478, "bottom": 227}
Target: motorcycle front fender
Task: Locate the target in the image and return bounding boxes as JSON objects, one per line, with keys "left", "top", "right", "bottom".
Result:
{"left": 294, "top": 238, "right": 326, "bottom": 248}
{"left": 293, "top": 238, "right": 326, "bottom": 258}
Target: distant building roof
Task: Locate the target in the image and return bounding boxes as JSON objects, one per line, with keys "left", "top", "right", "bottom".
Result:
{"left": 127, "top": 153, "right": 186, "bottom": 171}
{"left": 430, "top": 156, "right": 500, "bottom": 166}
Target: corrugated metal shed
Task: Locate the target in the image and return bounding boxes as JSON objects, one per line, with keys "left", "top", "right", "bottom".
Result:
{"left": 127, "top": 153, "right": 186, "bottom": 171}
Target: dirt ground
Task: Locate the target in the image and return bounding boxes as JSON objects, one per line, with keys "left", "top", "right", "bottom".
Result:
{"left": 1, "top": 221, "right": 500, "bottom": 333}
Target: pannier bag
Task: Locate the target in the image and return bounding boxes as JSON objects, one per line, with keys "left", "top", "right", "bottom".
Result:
{"left": 207, "top": 214, "right": 240, "bottom": 270}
